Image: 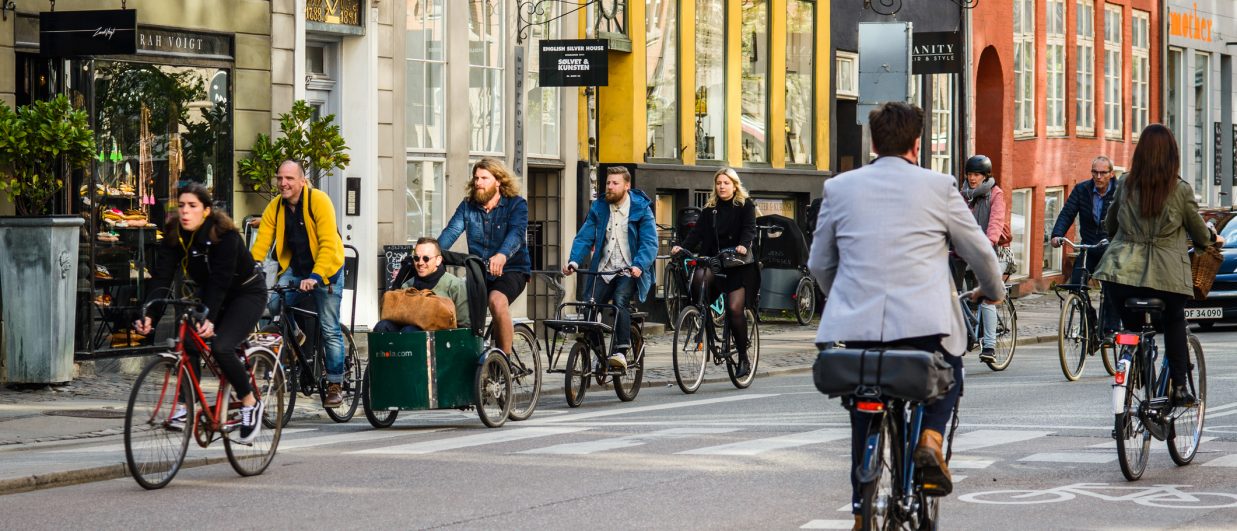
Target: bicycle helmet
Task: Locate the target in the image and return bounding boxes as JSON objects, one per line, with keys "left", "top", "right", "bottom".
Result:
{"left": 964, "top": 155, "right": 992, "bottom": 176}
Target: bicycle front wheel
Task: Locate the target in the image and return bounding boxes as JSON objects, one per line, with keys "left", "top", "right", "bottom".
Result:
{"left": 475, "top": 350, "right": 513, "bottom": 428}
{"left": 224, "top": 349, "right": 285, "bottom": 477}
{"left": 507, "top": 323, "right": 542, "bottom": 421}
{"left": 124, "top": 357, "right": 193, "bottom": 490}
{"left": 1058, "top": 292, "right": 1091, "bottom": 381}
{"left": 324, "top": 325, "right": 362, "bottom": 423}
{"left": 663, "top": 266, "right": 681, "bottom": 331}
{"left": 986, "top": 297, "right": 1017, "bottom": 371}
{"left": 564, "top": 341, "right": 591, "bottom": 407}
{"left": 1169, "top": 334, "right": 1207, "bottom": 465}
{"left": 1116, "top": 348, "right": 1151, "bottom": 481}
{"left": 728, "top": 308, "right": 760, "bottom": 389}
{"left": 673, "top": 306, "right": 707, "bottom": 394}
{"left": 614, "top": 325, "right": 645, "bottom": 402}
{"left": 361, "top": 365, "right": 399, "bottom": 428}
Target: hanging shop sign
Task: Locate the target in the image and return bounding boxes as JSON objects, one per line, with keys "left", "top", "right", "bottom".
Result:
{"left": 539, "top": 39, "right": 609, "bottom": 87}
{"left": 39, "top": 10, "right": 137, "bottom": 57}
{"left": 911, "top": 32, "right": 961, "bottom": 75}
{"left": 136, "top": 27, "right": 233, "bottom": 60}
{"left": 306, "top": 0, "right": 363, "bottom": 33}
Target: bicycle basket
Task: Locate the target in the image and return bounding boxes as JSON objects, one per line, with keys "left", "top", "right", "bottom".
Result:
{"left": 812, "top": 347, "right": 956, "bottom": 402}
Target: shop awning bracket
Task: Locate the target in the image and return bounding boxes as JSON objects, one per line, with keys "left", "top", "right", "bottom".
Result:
{"left": 1, "top": 1, "right": 16, "bottom": 21}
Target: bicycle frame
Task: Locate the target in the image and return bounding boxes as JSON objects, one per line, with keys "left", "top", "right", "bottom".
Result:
{"left": 855, "top": 396, "right": 931, "bottom": 525}
{"left": 163, "top": 307, "right": 248, "bottom": 438}
{"left": 269, "top": 289, "right": 325, "bottom": 389}
{"left": 681, "top": 256, "right": 735, "bottom": 357}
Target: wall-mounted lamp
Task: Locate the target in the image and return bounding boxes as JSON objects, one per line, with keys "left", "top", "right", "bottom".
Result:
{"left": 1, "top": 1, "right": 17, "bottom": 22}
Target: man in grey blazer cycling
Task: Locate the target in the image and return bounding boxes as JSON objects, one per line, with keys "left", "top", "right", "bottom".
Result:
{"left": 808, "top": 102, "right": 1005, "bottom": 525}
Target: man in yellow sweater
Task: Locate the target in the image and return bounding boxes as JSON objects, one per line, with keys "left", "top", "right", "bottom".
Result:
{"left": 251, "top": 160, "right": 348, "bottom": 408}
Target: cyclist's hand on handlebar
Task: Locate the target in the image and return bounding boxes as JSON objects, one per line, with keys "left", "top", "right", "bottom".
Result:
{"left": 630, "top": 266, "right": 642, "bottom": 278}
{"left": 563, "top": 262, "right": 577, "bottom": 276}
{"left": 299, "top": 278, "right": 319, "bottom": 292}
{"left": 735, "top": 245, "right": 748, "bottom": 256}
{"left": 1050, "top": 237, "right": 1063, "bottom": 248}
{"left": 133, "top": 316, "right": 153, "bottom": 336}
{"left": 671, "top": 245, "right": 683, "bottom": 255}
{"left": 196, "top": 318, "right": 216, "bottom": 339}
{"left": 967, "top": 289, "right": 1004, "bottom": 305}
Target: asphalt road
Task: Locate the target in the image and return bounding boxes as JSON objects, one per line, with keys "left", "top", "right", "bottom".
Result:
{"left": 2, "top": 328, "right": 1236, "bottom": 530}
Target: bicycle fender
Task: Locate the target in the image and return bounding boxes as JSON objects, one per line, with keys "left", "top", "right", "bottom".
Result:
{"left": 857, "top": 430, "right": 883, "bottom": 484}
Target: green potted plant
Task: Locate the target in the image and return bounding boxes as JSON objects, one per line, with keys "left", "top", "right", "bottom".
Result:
{"left": 0, "top": 94, "right": 97, "bottom": 384}
{"left": 237, "top": 100, "right": 350, "bottom": 200}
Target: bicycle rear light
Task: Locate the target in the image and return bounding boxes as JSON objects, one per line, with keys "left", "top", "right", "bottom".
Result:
{"left": 1115, "top": 333, "right": 1139, "bottom": 346}
{"left": 855, "top": 400, "right": 884, "bottom": 413}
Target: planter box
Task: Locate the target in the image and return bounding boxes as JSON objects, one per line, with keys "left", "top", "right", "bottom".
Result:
{"left": 0, "top": 216, "right": 85, "bottom": 384}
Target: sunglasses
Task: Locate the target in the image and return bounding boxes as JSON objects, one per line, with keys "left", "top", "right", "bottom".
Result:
{"left": 414, "top": 255, "right": 438, "bottom": 263}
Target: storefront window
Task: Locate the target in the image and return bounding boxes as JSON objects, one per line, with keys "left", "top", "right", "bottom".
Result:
{"left": 1076, "top": 0, "right": 1095, "bottom": 135}
{"left": 785, "top": 0, "right": 814, "bottom": 165}
{"left": 469, "top": 0, "right": 504, "bottom": 154}
{"left": 1103, "top": 4, "right": 1123, "bottom": 139}
{"left": 694, "top": 0, "right": 725, "bottom": 161}
{"left": 645, "top": 0, "right": 678, "bottom": 160}
{"left": 740, "top": 0, "right": 768, "bottom": 163}
{"left": 406, "top": 0, "right": 446, "bottom": 151}
{"left": 406, "top": 159, "right": 445, "bottom": 241}
{"left": 526, "top": 1, "right": 559, "bottom": 158}
{"left": 1166, "top": 48, "right": 1183, "bottom": 138}
{"left": 1043, "top": 187, "right": 1064, "bottom": 274}
{"left": 930, "top": 74, "right": 952, "bottom": 175}
{"left": 1011, "top": 188, "right": 1031, "bottom": 279}
{"left": 752, "top": 197, "right": 795, "bottom": 219}
{"left": 1194, "top": 52, "right": 1209, "bottom": 194}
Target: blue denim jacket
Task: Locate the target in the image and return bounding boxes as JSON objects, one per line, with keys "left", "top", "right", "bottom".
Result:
{"left": 438, "top": 196, "right": 531, "bottom": 277}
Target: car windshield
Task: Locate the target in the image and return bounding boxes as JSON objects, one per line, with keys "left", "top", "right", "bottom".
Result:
{"left": 1222, "top": 221, "right": 1237, "bottom": 248}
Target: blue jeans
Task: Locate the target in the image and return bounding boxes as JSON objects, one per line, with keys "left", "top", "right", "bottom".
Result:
{"left": 587, "top": 275, "right": 636, "bottom": 351}
{"left": 980, "top": 302, "right": 998, "bottom": 349}
{"left": 271, "top": 269, "right": 346, "bottom": 383}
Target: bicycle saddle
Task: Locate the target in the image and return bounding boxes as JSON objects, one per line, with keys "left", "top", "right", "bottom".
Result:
{"left": 1124, "top": 298, "right": 1164, "bottom": 311}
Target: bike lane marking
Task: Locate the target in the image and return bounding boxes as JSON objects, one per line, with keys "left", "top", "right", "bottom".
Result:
{"left": 346, "top": 426, "right": 590, "bottom": 455}
{"left": 520, "top": 427, "right": 741, "bottom": 455}
{"left": 41, "top": 428, "right": 318, "bottom": 454}
{"left": 799, "top": 519, "right": 856, "bottom": 529}
{"left": 677, "top": 427, "right": 850, "bottom": 456}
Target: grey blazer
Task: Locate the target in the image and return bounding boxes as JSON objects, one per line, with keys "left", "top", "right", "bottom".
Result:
{"left": 808, "top": 156, "right": 1005, "bottom": 356}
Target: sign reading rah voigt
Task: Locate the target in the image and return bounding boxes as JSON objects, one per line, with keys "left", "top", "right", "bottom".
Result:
{"left": 539, "top": 39, "right": 609, "bottom": 87}
{"left": 40, "top": 10, "right": 137, "bottom": 56}
{"left": 911, "top": 32, "right": 961, "bottom": 74}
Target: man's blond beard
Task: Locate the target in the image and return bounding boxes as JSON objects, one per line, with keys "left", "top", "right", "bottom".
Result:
{"left": 473, "top": 183, "right": 498, "bottom": 204}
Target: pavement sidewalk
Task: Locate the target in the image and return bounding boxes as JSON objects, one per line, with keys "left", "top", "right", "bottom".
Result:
{"left": 0, "top": 293, "right": 1063, "bottom": 494}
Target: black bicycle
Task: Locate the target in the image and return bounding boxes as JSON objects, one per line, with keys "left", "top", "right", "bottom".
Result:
{"left": 1055, "top": 238, "right": 1117, "bottom": 381}
{"left": 265, "top": 284, "right": 362, "bottom": 426}
{"left": 1112, "top": 298, "right": 1207, "bottom": 481}
{"left": 671, "top": 252, "right": 760, "bottom": 393}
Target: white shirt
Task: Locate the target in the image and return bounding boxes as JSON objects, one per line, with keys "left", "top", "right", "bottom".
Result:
{"left": 599, "top": 194, "right": 631, "bottom": 282}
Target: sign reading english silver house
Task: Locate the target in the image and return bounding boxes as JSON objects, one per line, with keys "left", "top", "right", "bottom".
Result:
{"left": 39, "top": 9, "right": 137, "bottom": 56}
{"left": 539, "top": 39, "right": 609, "bottom": 87}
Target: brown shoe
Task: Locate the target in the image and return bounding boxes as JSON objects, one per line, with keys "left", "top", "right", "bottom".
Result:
{"left": 913, "top": 428, "right": 953, "bottom": 496}
{"left": 852, "top": 514, "right": 862, "bottom": 531}
{"left": 323, "top": 383, "right": 344, "bottom": 408}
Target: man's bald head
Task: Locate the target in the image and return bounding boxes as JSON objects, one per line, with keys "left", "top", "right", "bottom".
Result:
{"left": 276, "top": 159, "right": 308, "bottom": 203}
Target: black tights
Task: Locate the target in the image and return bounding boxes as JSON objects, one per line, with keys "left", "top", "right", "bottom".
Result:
{"left": 689, "top": 267, "right": 749, "bottom": 356}
{"left": 1106, "top": 283, "right": 1191, "bottom": 387}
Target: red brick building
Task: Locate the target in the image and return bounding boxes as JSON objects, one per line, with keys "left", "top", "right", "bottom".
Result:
{"left": 970, "top": 0, "right": 1161, "bottom": 292}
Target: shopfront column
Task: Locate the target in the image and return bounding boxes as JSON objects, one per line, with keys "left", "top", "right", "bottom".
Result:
{"left": 597, "top": 2, "right": 645, "bottom": 163}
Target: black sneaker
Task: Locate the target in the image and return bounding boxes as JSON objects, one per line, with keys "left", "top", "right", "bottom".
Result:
{"left": 978, "top": 348, "right": 996, "bottom": 363}
{"left": 235, "top": 400, "right": 264, "bottom": 444}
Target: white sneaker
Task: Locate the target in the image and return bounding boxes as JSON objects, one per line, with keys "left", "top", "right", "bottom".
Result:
{"left": 607, "top": 353, "right": 628, "bottom": 371}
{"left": 167, "top": 404, "right": 188, "bottom": 432}
{"left": 235, "top": 400, "right": 264, "bottom": 444}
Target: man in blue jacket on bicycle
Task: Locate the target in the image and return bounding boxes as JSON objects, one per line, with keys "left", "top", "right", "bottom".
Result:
{"left": 564, "top": 166, "right": 659, "bottom": 370}
{"left": 1050, "top": 155, "right": 1121, "bottom": 342}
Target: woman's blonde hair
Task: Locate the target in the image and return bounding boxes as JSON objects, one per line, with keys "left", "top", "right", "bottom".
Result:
{"left": 705, "top": 167, "right": 750, "bottom": 208}
{"left": 467, "top": 157, "right": 521, "bottom": 203}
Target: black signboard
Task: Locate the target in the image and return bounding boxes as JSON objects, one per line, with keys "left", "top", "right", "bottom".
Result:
{"left": 40, "top": 10, "right": 137, "bottom": 57}
{"left": 539, "top": 39, "right": 609, "bottom": 87}
{"left": 912, "top": 32, "right": 961, "bottom": 75}
{"left": 1216, "top": 122, "right": 1223, "bottom": 187}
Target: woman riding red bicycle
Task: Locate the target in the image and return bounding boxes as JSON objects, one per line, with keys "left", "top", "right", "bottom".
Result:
{"left": 133, "top": 183, "right": 269, "bottom": 443}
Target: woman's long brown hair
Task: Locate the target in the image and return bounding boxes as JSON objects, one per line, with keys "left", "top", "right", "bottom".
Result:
{"left": 166, "top": 182, "right": 239, "bottom": 243}
{"left": 1124, "top": 124, "right": 1180, "bottom": 218}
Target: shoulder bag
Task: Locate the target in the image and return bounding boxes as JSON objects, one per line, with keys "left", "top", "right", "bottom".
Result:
{"left": 812, "top": 347, "right": 956, "bottom": 402}
{"left": 380, "top": 288, "right": 457, "bottom": 330}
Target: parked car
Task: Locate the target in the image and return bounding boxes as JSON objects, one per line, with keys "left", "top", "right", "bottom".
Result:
{"left": 1185, "top": 209, "right": 1237, "bottom": 329}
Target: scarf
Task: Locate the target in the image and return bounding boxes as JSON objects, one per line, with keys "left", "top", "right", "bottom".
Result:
{"left": 961, "top": 178, "right": 996, "bottom": 231}
{"left": 412, "top": 263, "right": 447, "bottom": 291}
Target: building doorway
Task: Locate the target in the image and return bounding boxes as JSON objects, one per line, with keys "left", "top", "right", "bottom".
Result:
{"left": 974, "top": 46, "right": 1005, "bottom": 182}
{"left": 526, "top": 167, "right": 563, "bottom": 330}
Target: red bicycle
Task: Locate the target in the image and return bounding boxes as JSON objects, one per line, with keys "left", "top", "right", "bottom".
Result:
{"left": 123, "top": 298, "right": 286, "bottom": 489}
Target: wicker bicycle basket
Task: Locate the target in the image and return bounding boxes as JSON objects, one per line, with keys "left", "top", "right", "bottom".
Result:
{"left": 1191, "top": 245, "right": 1224, "bottom": 300}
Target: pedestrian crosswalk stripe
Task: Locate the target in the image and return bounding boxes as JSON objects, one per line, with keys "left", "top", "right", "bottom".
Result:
{"left": 950, "top": 429, "right": 1053, "bottom": 452}
{"left": 347, "top": 426, "right": 590, "bottom": 455}
{"left": 1088, "top": 437, "right": 1216, "bottom": 453}
{"left": 949, "top": 456, "right": 995, "bottom": 469}
{"left": 1018, "top": 452, "right": 1116, "bottom": 464}
{"left": 533, "top": 393, "right": 779, "bottom": 425}
{"left": 520, "top": 427, "right": 740, "bottom": 455}
{"left": 1203, "top": 454, "right": 1237, "bottom": 467}
{"left": 281, "top": 428, "right": 445, "bottom": 452}
{"left": 45, "top": 428, "right": 318, "bottom": 454}
{"left": 677, "top": 428, "right": 849, "bottom": 456}
{"left": 800, "top": 519, "right": 854, "bottom": 529}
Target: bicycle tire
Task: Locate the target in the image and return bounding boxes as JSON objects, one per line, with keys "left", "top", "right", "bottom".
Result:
{"left": 728, "top": 308, "right": 760, "bottom": 389}
{"left": 361, "top": 365, "right": 398, "bottom": 428}
{"left": 614, "top": 325, "right": 645, "bottom": 402}
{"left": 224, "top": 349, "right": 285, "bottom": 477}
{"left": 324, "top": 325, "right": 362, "bottom": 423}
{"left": 1168, "top": 334, "right": 1206, "bottom": 465}
{"left": 986, "top": 297, "right": 1017, "bottom": 371}
{"left": 794, "top": 276, "right": 816, "bottom": 326}
{"left": 124, "top": 356, "right": 193, "bottom": 490}
{"left": 1058, "top": 292, "right": 1090, "bottom": 381}
{"left": 508, "top": 323, "right": 543, "bottom": 421}
{"left": 672, "top": 306, "right": 707, "bottom": 394}
{"left": 564, "top": 341, "right": 591, "bottom": 408}
{"left": 261, "top": 324, "right": 298, "bottom": 429}
{"left": 1116, "top": 346, "right": 1151, "bottom": 481}
{"left": 663, "top": 265, "right": 681, "bottom": 331}
{"left": 859, "top": 414, "right": 896, "bottom": 530}
{"left": 475, "top": 350, "right": 512, "bottom": 428}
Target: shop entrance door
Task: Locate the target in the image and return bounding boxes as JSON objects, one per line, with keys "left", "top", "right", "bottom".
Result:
{"left": 526, "top": 168, "right": 562, "bottom": 331}
{"left": 305, "top": 40, "right": 341, "bottom": 198}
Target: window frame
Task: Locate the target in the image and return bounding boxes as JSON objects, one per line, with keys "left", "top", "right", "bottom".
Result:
{"left": 1076, "top": 0, "right": 1096, "bottom": 136}
{"left": 404, "top": 157, "right": 447, "bottom": 243}
{"left": 644, "top": 0, "right": 680, "bottom": 162}
{"left": 785, "top": 0, "right": 815, "bottom": 167}
{"left": 525, "top": 0, "right": 561, "bottom": 160}
{"left": 1010, "top": 188, "right": 1033, "bottom": 281}
{"left": 1103, "top": 3, "right": 1123, "bottom": 141}
{"left": 1013, "top": 0, "right": 1036, "bottom": 138}
{"left": 405, "top": 0, "right": 447, "bottom": 154}
{"left": 836, "top": 51, "right": 858, "bottom": 100}
{"left": 1046, "top": 0, "right": 1067, "bottom": 136}
{"left": 693, "top": 0, "right": 727, "bottom": 162}
{"left": 468, "top": 0, "right": 506, "bottom": 156}
{"left": 1130, "top": 10, "right": 1150, "bottom": 140}
{"left": 1043, "top": 186, "right": 1065, "bottom": 275}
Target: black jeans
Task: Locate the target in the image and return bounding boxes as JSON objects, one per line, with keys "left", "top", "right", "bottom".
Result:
{"left": 185, "top": 287, "right": 267, "bottom": 398}
{"left": 1105, "top": 282, "right": 1190, "bottom": 386}
{"left": 1070, "top": 248, "right": 1121, "bottom": 334}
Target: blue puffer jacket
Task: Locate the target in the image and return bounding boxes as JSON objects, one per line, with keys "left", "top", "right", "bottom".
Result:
{"left": 438, "top": 195, "right": 531, "bottom": 278}
{"left": 568, "top": 189, "right": 659, "bottom": 302}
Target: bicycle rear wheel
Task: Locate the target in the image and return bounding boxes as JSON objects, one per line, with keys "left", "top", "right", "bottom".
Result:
{"left": 986, "top": 297, "right": 1017, "bottom": 371}
{"left": 261, "top": 324, "right": 297, "bottom": 429}
{"left": 1169, "top": 335, "right": 1207, "bottom": 465}
{"left": 1116, "top": 348, "right": 1151, "bottom": 481}
{"left": 224, "top": 349, "right": 285, "bottom": 476}
{"left": 1058, "top": 292, "right": 1090, "bottom": 381}
{"left": 663, "top": 266, "right": 681, "bottom": 331}
{"left": 728, "top": 308, "right": 760, "bottom": 388}
{"left": 324, "top": 326, "right": 362, "bottom": 423}
{"left": 564, "top": 341, "right": 591, "bottom": 407}
{"left": 615, "top": 325, "right": 645, "bottom": 402}
{"left": 507, "top": 323, "right": 542, "bottom": 421}
{"left": 124, "top": 357, "right": 193, "bottom": 490}
{"left": 475, "top": 350, "right": 513, "bottom": 428}
{"left": 859, "top": 414, "right": 897, "bottom": 530}
{"left": 361, "top": 365, "right": 399, "bottom": 428}
{"left": 673, "top": 306, "right": 708, "bottom": 394}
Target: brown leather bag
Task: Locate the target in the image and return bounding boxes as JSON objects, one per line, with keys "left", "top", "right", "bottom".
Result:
{"left": 380, "top": 288, "right": 457, "bottom": 330}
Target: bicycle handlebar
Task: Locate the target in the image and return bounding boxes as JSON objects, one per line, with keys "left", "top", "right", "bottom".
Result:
{"left": 1057, "top": 237, "right": 1110, "bottom": 250}
{"left": 141, "top": 298, "right": 208, "bottom": 323}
